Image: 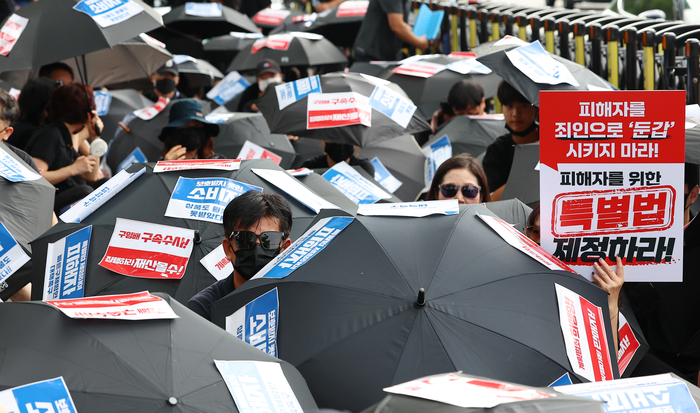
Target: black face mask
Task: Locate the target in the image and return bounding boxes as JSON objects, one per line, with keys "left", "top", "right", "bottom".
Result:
{"left": 155, "top": 78, "right": 176, "bottom": 95}
{"left": 170, "top": 127, "right": 206, "bottom": 152}
{"left": 506, "top": 121, "right": 538, "bottom": 137}
{"left": 325, "top": 142, "right": 355, "bottom": 163}
{"left": 234, "top": 244, "right": 281, "bottom": 280}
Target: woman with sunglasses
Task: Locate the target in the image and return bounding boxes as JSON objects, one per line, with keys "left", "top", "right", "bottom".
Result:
{"left": 426, "top": 154, "right": 491, "bottom": 204}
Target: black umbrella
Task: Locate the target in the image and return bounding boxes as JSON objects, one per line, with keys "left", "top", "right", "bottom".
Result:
{"left": 252, "top": 8, "right": 304, "bottom": 34}
{"left": 290, "top": 137, "right": 325, "bottom": 169}
{"left": 0, "top": 0, "right": 163, "bottom": 72}
{"left": 100, "top": 89, "right": 157, "bottom": 143}
{"left": 304, "top": 2, "right": 368, "bottom": 48}
{"left": 226, "top": 32, "right": 347, "bottom": 73}
{"left": 500, "top": 142, "right": 540, "bottom": 207}
{"left": 211, "top": 204, "right": 618, "bottom": 412}
{"left": 162, "top": 3, "right": 258, "bottom": 39}
{"left": 0, "top": 142, "right": 54, "bottom": 300}
{"left": 31, "top": 159, "right": 355, "bottom": 304}
{"left": 471, "top": 37, "right": 528, "bottom": 58}
{"left": 147, "top": 26, "right": 205, "bottom": 59}
{"left": 484, "top": 199, "right": 533, "bottom": 235}
{"left": 432, "top": 115, "right": 507, "bottom": 158}
{"left": 269, "top": 13, "right": 318, "bottom": 36}
{"left": 256, "top": 72, "right": 430, "bottom": 147}
{"left": 212, "top": 112, "right": 297, "bottom": 169}
{"left": 173, "top": 55, "right": 224, "bottom": 89}
{"left": 0, "top": 294, "right": 318, "bottom": 412}
{"left": 202, "top": 33, "right": 261, "bottom": 73}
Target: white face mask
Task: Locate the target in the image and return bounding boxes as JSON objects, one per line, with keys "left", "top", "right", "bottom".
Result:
{"left": 259, "top": 75, "right": 283, "bottom": 92}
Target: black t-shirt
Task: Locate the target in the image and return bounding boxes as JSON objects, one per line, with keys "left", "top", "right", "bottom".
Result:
{"left": 301, "top": 154, "right": 375, "bottom": 176}
{"left": 482, "top": 133, "right": 515, "bottom": 191}
{"left": 24, "top": 120, "right": 84, "bottom": 193}
{"left": 353, "top": 0, "right": 411, "bottom": 61}
{"left": 238, "top": 83, "right": 262, "bottom": 113}
{"left": 7, "top": 120, "right": 40, "bottom": 151}
{"left": 187, "top": 273, "right": 235, "bottom": 320}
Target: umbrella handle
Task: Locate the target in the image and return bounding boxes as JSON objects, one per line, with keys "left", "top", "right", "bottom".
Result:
{"left": 118, "top": 122, "right": 131, "bottom": 133}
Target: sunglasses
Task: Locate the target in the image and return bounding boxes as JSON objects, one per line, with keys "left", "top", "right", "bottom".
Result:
{"left": 229, "top": 230, "right": 284, "bottom": 250}
{"left": 439, "top": 184, "right": 480, "bottom": 199}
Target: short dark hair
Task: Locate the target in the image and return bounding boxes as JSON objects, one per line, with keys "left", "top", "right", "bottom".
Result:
{"left": 426, "top": 153, "right": 491, "bottom": 202}
{"left": 448, "top": 79, "right": 484, "bottom": 111}
{"left": 47, "top": 83, "right": 95, "bottom": 125}
{"left": 0, "top": 89, "right": 19, "bottom": 126}
{"left": 526, "top": 203, "right": 540, "bottom": 229}
{"left": 223, "top": 191, "right": 293, "bottom": 240}
{"left": 686, "top": 163, "right": 700, "bottom": 188}
{"left": 497, "top": 80, "right": 530, "bottom": 106}
{"left": 18, "top": 77, "right": 60, "bottom": 124}
{"left": 39, "top": 62, "right": 74, "bottom": 81}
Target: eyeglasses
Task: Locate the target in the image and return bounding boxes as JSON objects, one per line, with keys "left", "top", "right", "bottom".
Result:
{"left": 439, "top": 184, "right": 480, "bottom": 199}
{"left": 229, "top": 230, "right": 284, "bottom": 250}
{"left": 0, "top": 125, "right": 10, "bottom": 134}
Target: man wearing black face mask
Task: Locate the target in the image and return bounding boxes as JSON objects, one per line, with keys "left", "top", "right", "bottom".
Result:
{"left": 301, "top": 141, "right": 374, "bottom": 175}
{"left": 144, "top": 61, "right": 181, "bottom": 103}
{"left": 187, "top": 191, "right": 293, "bottom": 321}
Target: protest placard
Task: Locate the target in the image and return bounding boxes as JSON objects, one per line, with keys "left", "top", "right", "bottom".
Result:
{"left": 0, "top": 377, "right": 77, "bottom": 413}
{"left": 46, "top": 291, "right": 179, "bottom": 320}
{"left": 226, "top": 288, "right": 279, "bottom": 356}
{"left": 0, "top": 222, "right": 30, "bottom": 286}
{"left": 165, "top": 177, "right": 263, "bottom": 223}
{"left": 43, "top": 226, "right": 91, "bottom": 300}
{"left": 73, "top": 0, "right": 144, "bottom": 28}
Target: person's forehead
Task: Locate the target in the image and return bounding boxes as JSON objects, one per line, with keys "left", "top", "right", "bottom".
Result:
{"left": 238, "top": 216, "right": 282, "bottom": 233}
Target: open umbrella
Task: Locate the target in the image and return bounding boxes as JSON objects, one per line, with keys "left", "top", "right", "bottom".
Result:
{"left": 30, "top": 159, "right": 356, "bottom": 304}
{"left": 202, "top": 32, "right": 261, "bottom": 73}
{"left": 500, "top": 142, "right": 539, "bottom": 207}
{"left": 173, "top": 55, "right": 224, "bottom": 89}
{"left": 432, "top": 115, "right": 507, "bottom": 158}
{"left": 256, "top": 72, "right": 430, "bottom": 147}
{"left": 100, "top": 89, "right": 157, "bottom": 143}
{"left": 304, "top": 1, "right": 368, "bottom": 48}
{"left": 147, "top": 26, "right": 205, "bottom": 58}
{"left": 226, "top": 32, "right": 348, "bottom": 73}
{"left": 358, "top": 134, "right": 427, "bottom": 202}
{"left": 0, "top": 0, "right": 163, "bottom": 72}
{"left": 0, "top": 294, "right": 318, "bottom": 412}
{"left": 252, "top": 8, "right": 304, "bottom": 34}
{"left": 484, "top": 199, "right": 532, "bottom": 235}
{"left": 211, "top": 204, "right": 618, "bottom": 412}
{"left": 162, "top": 3, "right": 258, "bottom": 39}
{"left": 290, "top": 137, "right": 325, "bottom": 169}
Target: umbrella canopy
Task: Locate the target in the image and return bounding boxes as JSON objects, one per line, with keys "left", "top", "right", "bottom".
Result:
{"left": 0, "top": 0, "right": 163, "bottom": 72}
{"left": 290, "top": 137, "right": 325, "bottom": 169}
{"left": 358, "top": 134, "right": 427, "bottom": 202}
{"left": 252, "top": 8, "right": 304, "bottom": 34}
{"left": 202, "top": 32, "right": 260, "bottom": 72}
{"left": 162, "top": 3, "right": 258, "bottom": 39}
{"left": 304, "top": 3, "right": 367, "bottom": 48}
{"left": 213, "top": 112, "right": 297, "bottom": 169}
{"left": 0, "top": 294, "right": 318, "bottom": 412}
{"left": 100, "top": 89, "right": 157, "bottom": 143}
{"left": 685, "top": 119, "right": 700, "bottom": 164}
{"left": 173, "top": 55, "right": 224, "bottom": 89}
{"left": 361, "top": 372, "right": 604, "bottom": 413}
{"left": 256, "top": 72, "right": 431, "bottom": 147}
{"left": 226, "top": 32, "right": 348, "bottom": 73}
{"left": 484, "top": 199, "right": 533, "bottom": 234}
{"left": 500, "top": 142, "right": 540, "bottom": 207}
{"left": 432, "top": 114, "right": 507, "bottom": 158}
{"left": 211, "top": 204, "right": 618, "bottom": 412}
{"left": 147, "top": 26, "right": 205, "bottom": 59}
{"left": 30, "top": 159, "right": 356, "bottom": 304}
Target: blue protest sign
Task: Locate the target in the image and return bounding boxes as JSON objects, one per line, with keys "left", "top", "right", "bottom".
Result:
{"left": 254, "top": 216, "right": 354, "bottom": 279}
{"left": 117, "top": 147, "right": 147, "bottom": 173}
{"left": 0, "top": 222, "right": 30, "bottom": 285}
{"left": 548, "top": 373, "right": 573, "bottom": 387}
{"left": 422, "top": 135, "right": 452, "bottom": 191}
{"left": 368, "top": 86, "right": 416, "bottom": 128}
{"left": 226, "top": 288, "right": 279, "bottom": 357}
{"left": 93, "top": 91, "right": 112, "bottom": 116}
{"left": 73, "top": 0, "right": 144, "bottom": 28}
{"left": 371, "top": 157, "right": 402, "bottom": 193}
{"left": 185, "top": 2, "right": 222, "bottom": 16}
{"left": 0, "top": 377, "right": 78, "bottom": 413}
{"left": 205, "top": 71, "right": 251, "bottom": 105}
{"left": 275, "top": 75, "right": 322, "bottom": 110}
{"left": 165, "top": 177, "right": 263, "bottom": 223}
{"left": 0, "top": 149, "right": 41, "bottom": 182}
{"left": 505, "top": 41, "right": 579, "bottom": 86}
{"left": 42, "top": 226, "right": 92, "bottom": 300}
{"left": 322, "top": 161, "right": 391, "bottom": 204}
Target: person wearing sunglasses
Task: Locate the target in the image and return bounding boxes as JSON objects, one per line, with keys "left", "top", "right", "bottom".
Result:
{"left": 187, "top": 191, "right": 293, "bottom": 321}
{"left": 425, "top": 154, "right": 491, "bottom": 204}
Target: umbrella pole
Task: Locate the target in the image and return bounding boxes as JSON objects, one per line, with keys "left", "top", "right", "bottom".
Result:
{"left": 74, "top": 56, "right": 100, "bottom": 137}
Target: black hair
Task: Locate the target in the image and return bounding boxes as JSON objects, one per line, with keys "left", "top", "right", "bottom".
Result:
{"left": 223, "top": 191, "right": 293, "bottom": 240}
{"left": 47, "top": 83, "right": 95, "bottom": 125}
{"left": 526, "top": 203, "right": 540, "bottom": 229}
{"left": 18, "top": 77, "right": 60, "bottom": 124}
{"left": 0, "top": 89, "right": 19, "bottom": 125}
{"left": 686, "top": 163, "right": 700, "bottom": 188}
{"left": 448, "top": 79, "right": 484, "bottom": 111}
{"left": 496, "top": 80, "right": 530, "bottom": 106}
{"left": 39, "top": 62, "right": 74, "bottom": 81}
{"left": 425, "top": 153, "right": 491, "bottom": 202}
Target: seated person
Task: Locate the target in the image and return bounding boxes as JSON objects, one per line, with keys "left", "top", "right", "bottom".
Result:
{"left": 8, "top": 77, "right": 60, "bottom": 151}
{"left": 524, "top": 203, "right": 540, "bottom": 244}
{"left": 425, "top": 153, "right": 491, "bottom": 204}
{"left": 482, "top": 81, "right": 538, "bottom": 201}
{"left": 160, "top": 99, "right": 223, "bottom": 161}
{"left": 301, "top": 141, "right": 374, "bottom": 176}
{"left": 431, "top": 79, "right": 486, "bottom": 132}
{"left": 238, "top": 59, "right": 283, "bottom": 113}
{"left": 187, "top": 191, "right": 293, "bottom": 320}
{"left": 144, "top": 60, "right": 181, "bottom": 103}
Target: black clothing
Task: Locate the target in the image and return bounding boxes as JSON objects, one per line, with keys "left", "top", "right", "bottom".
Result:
{"left": 301, "top": 154, "right": 375, "bottom": 176}
{"left": 353, "top": 0, "right": 411, "bottom": 61}
{"left": 482, "top": 133, "right": 515, "bottom": 191}
{"left": 25, "top": 121, "right": 85, "bottom": 194}
{"left": 187, "top": 274, "right": 235, "bottom": 320}
{"left": 238, "top": 83, "right": 261, "bottom": 113}
{"left": 5, "top": 143, "right": 40, "bottom": 173}
{"left": 143, "top": 89, "right": 181, "bottom": 103}
{"left": 7, "top": 120, "right": 40, "bottom": 151}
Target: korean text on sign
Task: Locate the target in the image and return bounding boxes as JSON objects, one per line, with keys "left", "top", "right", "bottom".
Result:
{"left": 307, "top": 92, "right": 372, "bottom": 129}
{"left": 0, "top": 222, "right": 30, "bottom": 285}
{"left": 226, "top": 288, "right": 280, "bottom": 357}
{"left": 165, "top": 177, "right": 263, "bottom": 223}
{"left": 46, "top": 291, "right": 179, "bottom": 320}
{"left": 43, "top": 226, "right": 92, "bottom": 301}
{"left": 0, "top": 377, "right": 78, "bottom": 413}
{"left": 73, "top": 0, "right": 144, "bottom": 28}
{"left": 0, "top": 14, "right": 29, "bottom": 56}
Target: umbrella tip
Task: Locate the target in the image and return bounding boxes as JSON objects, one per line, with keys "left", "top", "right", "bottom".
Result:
{"left": 167, "top": 397, "right": 178, "bottom": 406}
{"left": 194, "top": 230, "right": 202, "bottom": 245}
{"left": 414, "top": 288, "right": 426, "bottom": 308}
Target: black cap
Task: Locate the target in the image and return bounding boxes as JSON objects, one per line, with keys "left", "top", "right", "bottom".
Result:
{"left": 157, "top": 59, "right": 179, "bottom": 76}
{"left": 256, "top": 58, "right": 281, "bottom": 78}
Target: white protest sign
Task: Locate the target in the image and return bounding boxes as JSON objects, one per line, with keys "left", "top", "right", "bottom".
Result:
{"left": 275, "top": 75, "right": 322, "bottom": 110}
{"left": 0, "top": 14, "right": 28, "bottom": 56}
{"left": 286, "top": 167, "right": 313, "bottom": 177}
{"left": 384, "top": 373, "right": 553, "bottom": 408}
{"left": 205, "top": 112, "right": 235, "bottom": 124}
{"left": 252, "top": 34, "right": 293, "bottom": 53}
{"left": 185, "top": 2, "right": 222, "bottom": 17}
{"left": 322, "top": 161, "right": 392, "bottom": 204}
{"left": 494, "top": 35, "right": 530, "bottom": 47}
{"left": 358, "top": 200, "right": 458, "bottom": 217}
{"left": 0, "top": 377, "right": 78, "bottom": 413}
{"left": 214, "top": 360, "right": 304, "bottom": 413}
{"left": 0, "top": 148, "right": 41, "bottom": 182}
{"left": 165, "top": 177, "right": 263, "bottom": 223}
{"left": 253, "top": 9, "right": 291, "bottom": 25}
{"left": 0, "top": 222, "right": 30, "bottom": 285}
{"left": 230, "top": 31, "right": 264, "bottom": 39}
{"left": 307, "top": 92, "right": 371, "bottom": 129}
{"left": 392, "top": 61, "right": 446, "bottom": 78}
{"left": 73, "top": 0, "right": 144, "bottom": 28}
{"left": 8, "top": 87, "right": 20, "bottom": 100}
{"left": 368, "top": 86, "right": 416, "bottom": 128}
{"left": 617, "top": 312, "right": 641, "bottom": 375}
{"left": 336, "top": 0, "right": 368, "bottom": 17}
{"left": 237, "top": 140, "right": 283, "bottom": 165}
{"left": 133, "top": 96, "right": 169, "bottom": 120}
{"left": 359, "top": 73, "right": 391, "bottom": 86}
{"left": 505, "top": 41, "right": 580, "bottom": 86}
{"left": 45, "top": 291, "right": 179, "bottom": 320}
{"left": 371, "top": 157, "right": 402, "bottom": 193}
{"left": 446, "top": 58, "right": 493, "bottom": 74}
{"left": 59, "top": 167, "right": 146, "bottom": 223}
{"left": 99, "top": 218, "right": 194, "bottom": 279}
{"left": 94, "top": 90, "right": 112, "bottom": 115}
{"left": 226, "top": 288, "right": 279, "bottom": 356}
{"left": 200, "top": 244, "right": 231, "bottom": 281}
{"left": 42, "top": 226, "right": 91, "bottom": 301}
{"left": 555, "top": 283, "right": 615, "bottom": 382}
{"left": 422, "top": 135, "right": 452, "bottom": 191}
{"left": 686, "top": 104, "right": 700, "bottom": 123}
{"left": 252, "top": 168, "right": 339, "bottom": 213}
{"left": 153, "top": 159, "right": 241, "bottom": 173}
{"left": 206, "top": 71, "right": 251, "bottom": 105}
